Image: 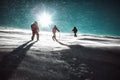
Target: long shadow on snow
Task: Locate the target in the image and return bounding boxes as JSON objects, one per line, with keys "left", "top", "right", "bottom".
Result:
{"left": 59, "top": 44, "right": 120, "bottom": 80}
{"left": 0, "top": 40, "right": 37, "bottom": 80}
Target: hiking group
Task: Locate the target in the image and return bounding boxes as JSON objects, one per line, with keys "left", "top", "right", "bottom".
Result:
{"left": 31, "top": 21, "right": 78, "bottom": 41}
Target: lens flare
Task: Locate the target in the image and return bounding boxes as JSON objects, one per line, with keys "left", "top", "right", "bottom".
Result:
{"left": 37, "top": 12, "right": 53, "bottom": 27}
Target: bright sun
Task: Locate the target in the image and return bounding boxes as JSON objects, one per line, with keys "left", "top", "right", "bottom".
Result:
{"left": 37, "top": 12, "right": 53, "bottom": 27}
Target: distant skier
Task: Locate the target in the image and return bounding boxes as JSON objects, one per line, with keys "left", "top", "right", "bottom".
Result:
{"left": 72, "top": 26, "right": 78, "bottom": 37}
{"left": 52, "top": 25, "right": 60, "bottom": 41}
{"left": 31, "top": 21, "right": 39, "bottom": 41}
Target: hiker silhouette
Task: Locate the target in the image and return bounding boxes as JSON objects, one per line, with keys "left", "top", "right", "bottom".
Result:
{"left": 72, "top": 27, "right": 78, "bottom": 37}
{"left": 31, "top": 21, "right": 39, "bottom": 41}
{"left": 52, "top": 25, "right": 60, "bottom": 41}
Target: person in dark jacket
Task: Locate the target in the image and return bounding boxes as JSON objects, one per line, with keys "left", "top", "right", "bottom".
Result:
{"left": 72, "top": 27, "right": 78, "bottom": 37}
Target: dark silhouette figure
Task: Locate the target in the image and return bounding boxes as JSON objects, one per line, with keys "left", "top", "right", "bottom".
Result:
{"left": 0, "top": 40, "right": 37, "bottom": 80}
{"left": 52, "top": 25, "right": 60, "bottom": 41}
{"left": 72, "top": 27, "right": 78, "bottom": 37}
{"left": 31, "top": 21, "right": 39, "bottom": 41}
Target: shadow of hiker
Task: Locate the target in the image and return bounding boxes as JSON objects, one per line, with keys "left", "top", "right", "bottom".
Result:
{"left": 54, "top": 38, "right": 68, "bottom": 46}
{"left": 60, "top": 45, "right": 120, "bottom": 80}
{"left": 0, "top": 40, "right": 37, "bottom": 80}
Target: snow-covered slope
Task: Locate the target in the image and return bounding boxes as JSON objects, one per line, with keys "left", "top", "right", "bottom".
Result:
{"left": 0, "top": 28, "right": 120, "bottom": 80}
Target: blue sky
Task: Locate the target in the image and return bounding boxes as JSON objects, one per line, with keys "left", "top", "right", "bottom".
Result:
{"left": 0, "top": 0, "right": 120, "bottom": 36}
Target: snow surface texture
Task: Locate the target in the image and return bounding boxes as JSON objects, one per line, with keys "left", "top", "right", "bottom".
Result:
{"left": 0, "top": 28, "right": 120, "bottom": 80}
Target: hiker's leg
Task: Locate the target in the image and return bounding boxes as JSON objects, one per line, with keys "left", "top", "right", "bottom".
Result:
{"left": 32, "top": 32, "right": 35, "bottom": 40}
{"left": 36, "top": 32, "right": 39, "bottom": 40}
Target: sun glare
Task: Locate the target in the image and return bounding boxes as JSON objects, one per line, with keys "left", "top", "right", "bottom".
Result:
{"left": 37, "top": 12, "right": 53, "bottom": 27}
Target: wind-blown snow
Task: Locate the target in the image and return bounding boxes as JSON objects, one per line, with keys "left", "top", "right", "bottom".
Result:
{"left": 0, "top": 27, "right": 120, "bottom": 80}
